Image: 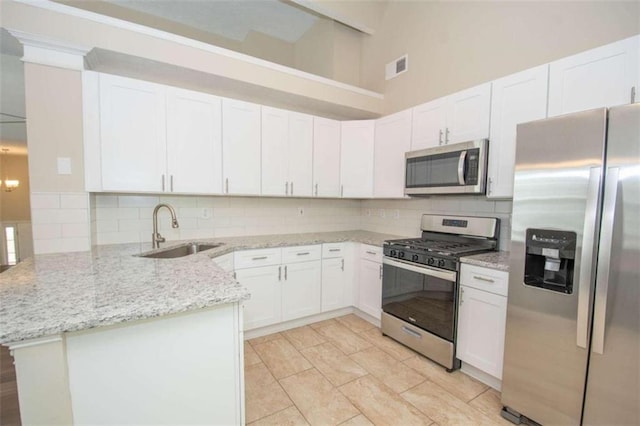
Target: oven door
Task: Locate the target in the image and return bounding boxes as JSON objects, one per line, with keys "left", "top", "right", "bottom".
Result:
{"left": 382, "top": 257, "right": 458, "bottom": 342}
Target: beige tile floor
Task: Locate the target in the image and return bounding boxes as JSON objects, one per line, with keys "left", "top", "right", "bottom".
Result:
{"left": 244, "top": 314, "right": 511, "bottom": 426}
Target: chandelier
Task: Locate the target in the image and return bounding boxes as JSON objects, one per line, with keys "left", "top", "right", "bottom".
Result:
{"left": 1, "top": 148, "right": 20, "bottom": 192}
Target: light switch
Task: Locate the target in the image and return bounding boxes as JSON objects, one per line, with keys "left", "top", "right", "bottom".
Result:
{"left": 57, "top": 157, "right": 72, "bottom": 175}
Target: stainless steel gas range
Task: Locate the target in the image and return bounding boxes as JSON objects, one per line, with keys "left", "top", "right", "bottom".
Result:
{"left": 381, "top": 214, "right": 499, "bottom": 371}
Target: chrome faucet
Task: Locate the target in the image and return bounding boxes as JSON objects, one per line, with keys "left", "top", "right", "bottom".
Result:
{"left": 152, "top": 203, "right": 179, "bottom": 249}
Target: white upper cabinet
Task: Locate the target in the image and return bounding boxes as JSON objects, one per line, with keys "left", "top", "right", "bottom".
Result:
{"left": 446, "top": 82, "right": 492, "bottom": 144}
{"left": 261, "top": 106, "right": 289, "bottom": 196}
{"left": 261, "top": 107, "right": 313, "bottom": 197}
{"left": 166, "top": 87, "right": 223, "bottom": 194}
{"left": 548, "top": 35, "right": 639, "bottom": 116}
{"left": 411, "top": 97, "right": 447, "bottom": 150}
{"left": 340, "top": 120, "right": 375, "bottom": 198}
{"left": 222, "top": 98, "right": 261, "bottom": 195}
{"left": 287, "top": 112, "right": 314, "bottom": 197}
{"left": 99, "top": 74, "right": 167, "bottom": 192}
{"left": 374, "top": 109, "right": 412, "bottom": 198}
{"left": 410, "top": 83, "right": 491, "bottom": 151}
{"left": 488, "top": 65, "right": 549, "bottom": 199}
{"left": 312, "top": 117, "right": 341, "bottom": 197}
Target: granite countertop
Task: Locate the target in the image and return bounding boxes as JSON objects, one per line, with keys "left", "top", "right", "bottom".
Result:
{"left": 460, "top": 251, "right": 510, "bottom": 272}
{"left": 0, "top": 230, "right": 402, "bottom": 344}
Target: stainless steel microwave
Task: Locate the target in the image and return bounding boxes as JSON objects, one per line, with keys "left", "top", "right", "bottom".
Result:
{"left": 405, "top": 139, "right": 488, "bottom": 195}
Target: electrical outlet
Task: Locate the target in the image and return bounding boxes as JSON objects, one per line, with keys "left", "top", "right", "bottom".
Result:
{"left": 297, "top": 207, "right": 305, "bottom": 216}
{"left": 201, "top": 208, "right": 212, "bottom": 219}
{"left": 393, "top": 209, "right": 400, "bottom": 219}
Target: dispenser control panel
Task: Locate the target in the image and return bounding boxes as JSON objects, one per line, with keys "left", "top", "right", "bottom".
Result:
{"left": 524, "top": 229, "right": 576, "bottom": 294}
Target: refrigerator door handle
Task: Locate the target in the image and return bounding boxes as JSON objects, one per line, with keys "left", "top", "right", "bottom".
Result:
{"left": 576, "top": 166, "right": 602, "bottom": 349}
{"left": 592, "top": 167, "right": 620, "bottom": 355}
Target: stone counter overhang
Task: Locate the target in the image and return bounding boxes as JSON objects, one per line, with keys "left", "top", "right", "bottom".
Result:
{"left": 0, "top": 230, "right": 403, "bottom": 344}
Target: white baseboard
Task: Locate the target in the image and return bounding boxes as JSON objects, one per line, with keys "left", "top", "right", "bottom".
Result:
{"left": 461, "top": 362, "right": 502, "bottom": 391}
{"left": 243, "top": 307, "right": 380, "bottom": 340}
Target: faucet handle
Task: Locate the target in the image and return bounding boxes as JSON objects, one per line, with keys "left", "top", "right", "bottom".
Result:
{"left": 154, "top": 232, "right": 166, "bottom": 243}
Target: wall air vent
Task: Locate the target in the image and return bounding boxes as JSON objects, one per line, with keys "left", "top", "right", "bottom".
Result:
{"left": 385, "top": 54, "right": 408, "bottom": 80}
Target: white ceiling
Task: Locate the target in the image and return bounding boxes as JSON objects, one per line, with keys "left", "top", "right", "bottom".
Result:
{"left": 107, "top": 0, "right": 319, "bottom": 43}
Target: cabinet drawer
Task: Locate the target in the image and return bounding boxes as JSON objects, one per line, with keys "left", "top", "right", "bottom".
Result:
{"left": 282, "top": 245, "right": 321, "bottom": 264}
{"left": 322, "top": 243, "right": 345, "bottom": 258}
{"left": 359, "top": 244, "right": 382, "bottom": 263}
{"left": 460, "top": 264, "right": 509, "bottom": 297}
{"left": 234, "top": 248, "right": 281, "bottom": 269}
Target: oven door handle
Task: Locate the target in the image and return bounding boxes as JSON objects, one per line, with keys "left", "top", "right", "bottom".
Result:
{"left": 383, "top": 257, "right": 457, "bottom": 282}
{"left": 457, "top": 150, "right": 467, "bottom": 185}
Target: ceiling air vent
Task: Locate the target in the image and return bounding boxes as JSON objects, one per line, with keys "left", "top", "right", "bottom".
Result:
{"left": 385, "top": 54, "right": 408, "bottom": 80}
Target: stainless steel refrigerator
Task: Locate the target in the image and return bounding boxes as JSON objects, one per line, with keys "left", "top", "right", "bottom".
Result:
{"left": 501, "top": 103, "right": 639, "bottom": 425}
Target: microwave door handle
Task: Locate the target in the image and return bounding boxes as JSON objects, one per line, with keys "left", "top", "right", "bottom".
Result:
{"left": 457, "top": 150, "right": 467, "bottom": 185}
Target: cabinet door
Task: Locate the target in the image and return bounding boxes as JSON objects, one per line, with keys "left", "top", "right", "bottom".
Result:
{"left": 235, "top": 265, "right": 281, "bottom": 330}
{"left": 445, "top": 82, "right": 491, "bottom": 144}
{"left": 100, "top": 74, "right": 166, "bottom": 192}
{"left": 488, "top": 65, "right": 548, "bottom": 198}
{"left": 166, "top": 88, "right": 223, "bottom": 194}
{"left": 358, "top": 259, "right": 382, "bottom": 320}
{"left": 548, "top": 36, "right": 639, "bottom": 117}
{"left": 374, "top": 109, "right": 412, "bottom": 198}
{"left": 282, "top": 261, "right": 321, "bottom": 321}
{"left": 411, "top": 98, "right": 446, "bottom": 150}
{"left": 312, "top": 117, "right": 341, "bottom": 197}
{"left": 321, "top": 258, "right": 347, "bottom": 312}
{"left": 457, "top": 285, "right": 507, "bottom": 379}
{"left": 222, "top": 99, "right": 261, "bottom": 195}
{"left": 287, "top": 112, "right": 313, "bottom": 197}
{"left": 340, "top": 120, "right": 375, "bottom": 198}
{"left": 261, "top": 106, "right": 289, "bottom": 196}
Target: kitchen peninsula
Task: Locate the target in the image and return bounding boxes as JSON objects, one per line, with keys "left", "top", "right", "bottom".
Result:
{"left": 0, "top": 230, "right": 398, "bottom": 425}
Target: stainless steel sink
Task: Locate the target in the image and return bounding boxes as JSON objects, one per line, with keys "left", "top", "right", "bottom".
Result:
{"left": 139, "top": 242, "right": 223, "bottom": 259}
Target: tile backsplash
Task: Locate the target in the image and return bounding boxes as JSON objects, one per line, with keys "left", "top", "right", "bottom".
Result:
{"left": 91, "top": 193, "right": 512, "bottom": 251}
{"left": 93, "top": 194, "right": 362, "bottom": 245}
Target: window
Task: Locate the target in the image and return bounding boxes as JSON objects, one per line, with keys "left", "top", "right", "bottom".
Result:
{"left": 5, "top": 226, "right": 17, "bottom": 265}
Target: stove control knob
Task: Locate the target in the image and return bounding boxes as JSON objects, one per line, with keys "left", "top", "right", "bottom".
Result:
{"left": 438, "top": 259, "right": 446, "bottom": 267}
{"left": 398, "top": 251, "right": 405, "bottom": 258}
{"left": 390, "top": 250, "right": 397, "bottom": 257}
{"left": 427, "top": 257, "right": 435, "bottom": 265}
{"left": 412, "top": 254, "right": 419, "bottom": 262}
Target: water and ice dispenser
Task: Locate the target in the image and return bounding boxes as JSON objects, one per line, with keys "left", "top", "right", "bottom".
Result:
{"left": 524, "top": 229, "right": 576, "bottom": 294}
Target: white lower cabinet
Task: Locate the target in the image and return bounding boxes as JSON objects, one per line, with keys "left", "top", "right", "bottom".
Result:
{"left": 357, "top": 245, "right": 383, "bottom": 320}
{"left": 235, "top": 265, "right": 282, "bottom": 330}
{"left": 321, "top": 243, "right": 352, "bottom": 312}
{"left": 457, "top": 264, "right": 508, "bottom": 380}
{"left": 234, "top": 245, "right": 322, "bottom": 330}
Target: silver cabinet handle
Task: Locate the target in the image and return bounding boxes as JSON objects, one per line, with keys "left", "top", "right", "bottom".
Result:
{"left": 285, "top": 181, "right": 289, "bottom": 195}
{"left": 439, "top": 129, "right": 443, "bottom": 145}
{"left": 278, "top": 266, "right": 281, "bottom": 281}
{"left": 487, "top": 177, "right": 493, "bottom": 195}
{"left": 233, "top": 271, "right": 237, "bottom": 279}
{"left": 341, "top": 185, "right": 344, "bottom": 197}
{"left": 457, "top": 150, "right": 467, "bottom": 185}
{"left": 315, "top": 183, "right": 318, "bottom": 197}
{"left": 379, "top": 264, "right": 383, "bottom": 279}
{"left": 284, "top": 265, "right": 288, "bottom": 280}
{"left": 459, "top": 287, "right": 465, "bottom": 306}
{"left": 225, "top": 178, "right": 229, "bottom": 194}
{"left": 366, "top": 250, "right": 376, "bottom": 255}
{"left": 473, "top": 275, "right": 495, "bottom": 283}
{"left": 296, "top": 252, "right": 310, "bottom": 256}
{"left": 291, "top": 182, "right": 294, "bottom": 195}
{"left": 162, "top": 174, "right": 165, "bottom": 192}
{"left": 329, "top": 248, "right": 341, "bottom": 252}
{"left": 341, "top": 259, "right": 344, "bottom": 271}
{"left": 252, "top": 256, "right": 268, "bottom": 260}
{"left": 577, "top": 167, "right": 602, "bottom": 349}
{"left": 631, "top": 86, "right": 636, "bottom": 104}
{"left": 170, "top": 175, "right": 174, "bottom": 192}
{"left": 592, "top": 167, "right": 619, "bottom": 355}
{"left": 445, "top": 127, "right": 450, "bottom": 143}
